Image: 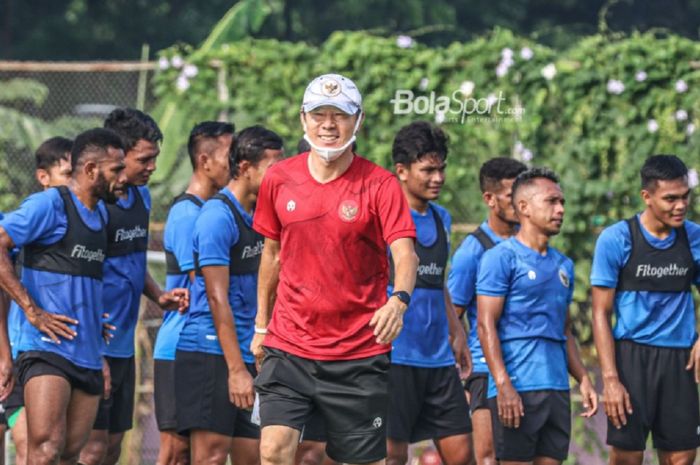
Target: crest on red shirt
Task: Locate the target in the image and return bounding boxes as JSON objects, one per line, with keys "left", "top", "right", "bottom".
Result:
{"left": 338, "top": 199, "right": 359, "bottom": 222}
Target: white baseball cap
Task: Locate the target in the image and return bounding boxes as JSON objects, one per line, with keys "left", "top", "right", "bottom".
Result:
{"left": 301, "top": 74, "right": 362, "bottom": 115}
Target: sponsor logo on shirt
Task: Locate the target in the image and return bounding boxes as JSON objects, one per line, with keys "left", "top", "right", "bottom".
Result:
{"left": 70, "top": 245, "right": 106, "bottom": 263}
{"left": 527, "top": 270, "right": 536, "bottom": 280}
{"left": 417, "top": 262, "right": 444, "bottom": 276}
{"left": 338, "top": 199, "right": 359, "bottom": 222}
{"left": 372, "top": 417, "right": 383, "bottom": 428}
{"left": 286, "top": 200, "right": 296, "bottom": 212}
{"left": 242, "top": 240, "right": 264, "bottom": 260}
{"left": 635, "top": 263, "right": 689, "bottom": 278}
{"left": 114, "top": 225, "right": 147, "bottom": 242}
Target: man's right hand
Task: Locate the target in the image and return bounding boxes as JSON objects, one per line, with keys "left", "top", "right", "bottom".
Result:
{"left": 497, "top": 380, "right": 524, "bottom": 428}
{"left": 603, "top": 376, "right": 633, "bottom": 429}
{"left": 228, "top": 367, "right": 255, "bottom": 410}
{"left": 250, "top": 333, "right": 265, "bottom": 372}
{"left": 25, "top": 305, "right": 78, "bottom": 344}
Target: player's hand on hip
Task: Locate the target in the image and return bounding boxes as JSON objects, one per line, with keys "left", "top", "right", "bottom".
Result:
{"left": 101, "top": 313, "right": 116, "bottom": 344}
{"left": 102, "top": 357, "right": 112, "bottom": 400}
{"left": 497, "top": 380, "right": 524, "bottom": 428}
{"left": 602, "top": 376, "right": 632, "bottom": 429}
{"left": 250, "top": 333, "right": 266, "bottom": 372}
{"left": 579, "top": 375, "right": 598, "bottom": 418}
{"left": 158, "top": 288, "right": 190, "bottom": 313}
{"left": 228, "top": 367, "right": 255, "bottom": 410}
{"left": 369, "top": 297, "right": 407, "bottom": 344}
{"left": 25, "top": 304, "right": 78, "bottom": 343}
{"left": 0, "top": 351, "right": 14, "bottom": 401}
{"left": 686, "top": 338, "right": 700, "bottom": 383}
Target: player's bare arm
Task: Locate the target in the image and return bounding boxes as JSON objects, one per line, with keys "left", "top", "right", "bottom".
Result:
{"left": 251, "top": 237, "right": 280, "bottom": 368}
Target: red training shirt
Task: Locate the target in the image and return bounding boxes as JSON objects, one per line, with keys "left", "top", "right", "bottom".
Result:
{"left": 253, "top": 152, "right": 416, "bottom": 360}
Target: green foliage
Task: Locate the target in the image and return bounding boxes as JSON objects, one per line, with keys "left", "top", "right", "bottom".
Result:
{"left": 152, "top": 29, "right": 700, "bottom": 349}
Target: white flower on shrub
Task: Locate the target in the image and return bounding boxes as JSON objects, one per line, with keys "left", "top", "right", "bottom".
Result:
{"left": 687, "top": 123, "right": 696, "bottom": 135}
{"left": 541, "top": 63, "right": 557, "bottom": 80}
{"left": 675, "top": 109, "right": 688, "bottom": 122}
{"left": 513, "top": 141, "right": 533, "bottom": 162}
{"left": 460, "top": 80, "right": 475, "bottom": 96}
{"left": 158, "top": 57, "right": 170, "bottom": 70}
{"left": 647, "top": 119, "right": 659, "bottom": 133}
{"left": 176, "top": 75, "right": 190, "bottom": 92}
{"left": 397, "top": 35, "right": 414, "bottom": 48}
{"left": 496, "top": 63, "right": 509, "bottom": 78}
{"left": 689, "top": 169, "right": 699, "bottom": 188}
{"left": 183, "top": 64, "right": 198, "bottom": 78}
{"left": 419, "top": 78, "right": 429, "bottom": 91}
{"left": 521, "top": 149, "right": 533, "bottom": 162}
{"left": 675, "top": 79, "right": 688, "bottom": 93}
{"left": 606, "top": 79, "right": 625, "bottom": 95}
{"left": 486, "top": 93, "right": 499, "bottom": 109}
{"left": 635, "top": 70, "right": 647, "bottom": 82}
{"left": 520, "top": 47, "right": 534, "bottom": 60}
{"left": 435, "top": 111, "right": 446, "bottom": 124}
{"left": 171, "top": 55, "right": 184, "bottom": 68}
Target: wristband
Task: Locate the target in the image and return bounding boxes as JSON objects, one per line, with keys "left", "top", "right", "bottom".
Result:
{"left": 254, "top": 327, "right": 268, "bottom": 335}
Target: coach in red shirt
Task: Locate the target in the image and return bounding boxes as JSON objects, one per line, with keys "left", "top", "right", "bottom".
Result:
{"left": 250, "top": 73, "right": 419, "bottom": 465}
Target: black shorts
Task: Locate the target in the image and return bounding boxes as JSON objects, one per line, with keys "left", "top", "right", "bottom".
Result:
{"left": 489, "top": 390, "right": 570, "bottom": 462}
{"left": 255, "top": 347, "right": 390, "bottom": 464}
{"left": 301, "top": 412, "right": 327, "bottom": 442}
{"left": 175, "top": 350, "right": 259, "bottom": 438}
{"left": 93, "top": 356, "right": 135, "bottom": 433}
{"left": 154, "top": 359, "right": 179, "bottom": 432}
{"left": 17, "top": 351, "right": 102, "bottom": 396}
{"left": 388, "top": 364, "right": 472, "bottom": 443}
{"left": 4, "top": 363, "right": 24, "bottom": 419}
{"left": 464, "top": 372, "right": 489, "bottom": 413}
{"left": 607, "top": 340, "right": 700, "bottom": 452}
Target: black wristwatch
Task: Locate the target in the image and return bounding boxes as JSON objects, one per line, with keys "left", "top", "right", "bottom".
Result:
{"left": 391, "top": 290, "right": 411, "bottom": 306}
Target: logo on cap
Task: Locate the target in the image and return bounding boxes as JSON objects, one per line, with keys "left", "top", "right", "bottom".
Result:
{"left": 321, "top": 78, "right": 341, "bottom": 97}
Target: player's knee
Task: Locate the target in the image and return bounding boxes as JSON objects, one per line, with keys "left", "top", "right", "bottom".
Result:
{"left": 609, "top": 448, "right": 644, "bottom": 465}
{"left": 192, "top": 448, "right": 228, "bottom": 465}
{"left": 172, "top": 445, "right": 191, "bottom": 465}
{"left": 260, "top": 436, "right": 296, "bottom": 465}
{"left": 297, "top": 447, "right": 325, "bottom": 465}
{"left": 31, "top": 438, "right": 64, "bottom": 465}
{"left": 79, "top": 437, "right": 109, "bottom": 465}
{"left": 386, "top": 451, "right": 409, "bottom": 465}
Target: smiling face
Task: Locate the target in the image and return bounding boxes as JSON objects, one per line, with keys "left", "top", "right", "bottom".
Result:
{"left": 396, "top": 154, "right": 446, "bottom": 206}
{"left": 642, "top": 177, "right": 690, "bottom": 229}
{"left": 516, "top": 177, "right": 565, "bottom": 236}
{"left": 123, "top": 139, "right": 160, "bottom": 185}
{"left": 300, "top": 106, "right": 361, "bottom": 156}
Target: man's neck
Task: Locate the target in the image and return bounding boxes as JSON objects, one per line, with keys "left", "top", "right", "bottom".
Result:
{"left": 307, "top": 149, "right": 354, "bottom": 184}
{"left": 515, "top": 222, "right": 550, "bottom": 254}
{"left": 639, "top": 209, "right": 673, "bottom": 239}
{"left": 227, "top": 179, "right": 255, "bottom": 214}
{"left": 68, "top": 179, "right": 98, "bottom": 211}
{"left": 403, "top": 187, "right": 429, "bottom": 214}
{"left": 186, "top": 171, "right": 220, "bottom": 201}
{"left": 487, "top": 212, "right": 517, "bottom": 239}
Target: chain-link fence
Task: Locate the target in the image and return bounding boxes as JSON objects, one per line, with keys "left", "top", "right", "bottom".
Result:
{"left": 0, "top": 61, "right": 166, "bottom": 464}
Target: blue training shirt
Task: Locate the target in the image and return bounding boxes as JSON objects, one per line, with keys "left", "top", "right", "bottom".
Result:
{"left": 590, "top": 215, "right": 700, "bottom": 348}
{"left": 477, "top": 237, "right": 574, "bottom": 398}
{"left": 153, "top": 196, "right": 202, "bottom": 361}
{"left": 102, "top": 185, "right": 151, "bottom": 358}
{"left": 0, "top": 212, "right": 22, "bottom": 360}
{"left": 177, "top": 188, "right": 258, "bottom": 363}
{"left": 448, "top": 220, "right": 504, "bottom": 374}
{"left": 389, "top": 203, "right": 454, "bottom": 368}
{"left": 1, "top": 189, "right": 107, "bottom": 370}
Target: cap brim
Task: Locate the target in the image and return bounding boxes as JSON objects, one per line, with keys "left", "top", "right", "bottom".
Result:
{"left": 302, "top": 100, "right": 359, "bottom": 115}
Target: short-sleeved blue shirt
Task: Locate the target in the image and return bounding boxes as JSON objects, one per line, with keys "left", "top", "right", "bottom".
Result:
{"left": 153, "top": 195, "right": 203, "bottom": 361}
{"left": 389, "top": 203, "right": 454, "bottom": 368}
{"left": 448, "top": 220, "right": 504, "bottom": 374}
{"left": 590, "top": 215, "right": 700, "bottom": 348}
{"left": 177, "top": 188, "right": 258, "bottom": 363}
{"left": 477, "top": 237, "right": 574, "bottom": 397}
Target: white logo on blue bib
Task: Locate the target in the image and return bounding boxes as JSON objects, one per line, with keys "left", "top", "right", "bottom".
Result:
{"left": 528, "top": 270, "right": 536, "bottom": 280}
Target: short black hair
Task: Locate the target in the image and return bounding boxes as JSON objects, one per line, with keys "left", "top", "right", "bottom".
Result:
{"left": 187, "top": 121, "right": 235, "bottom": 168}
{"left": 36, "top": 136, "right": 72, "bottom": 170}
{"left": 641, "top": 154, "right": 688, "bottom": 191}
{"left": 230, "top": 125, "right": 283, "bottom": 178}
{"left": 71, "top": 128, "right": 125, "bottom": 172}
{"left": 479, "top": 157, "right": 527, "bottom": 193}
{"left": 511, "top": 167, "right": 559, "bottom": 206}
{"left": 392, "top": 121, "right": 448, "bottom": 165}
{"left": 104, "top": 108, "right": 162, "bottom": 151}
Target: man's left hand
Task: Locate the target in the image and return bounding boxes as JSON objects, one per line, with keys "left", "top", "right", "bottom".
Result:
{"left": 369, "top": 297, "right": 407, "bottom": 344}
{"left": 450, "top": 324, "right": 472, "bottom": 379}
{"left": 158, "top": 288, "right": 190, "bottom": 313}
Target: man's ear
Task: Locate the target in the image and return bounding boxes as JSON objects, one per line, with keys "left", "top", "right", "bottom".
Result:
{"left": 395, "top": 163, "right": 410, "bottom": 183}
{"left": 35, "top": 169, "right": 50, "bottom": 188}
